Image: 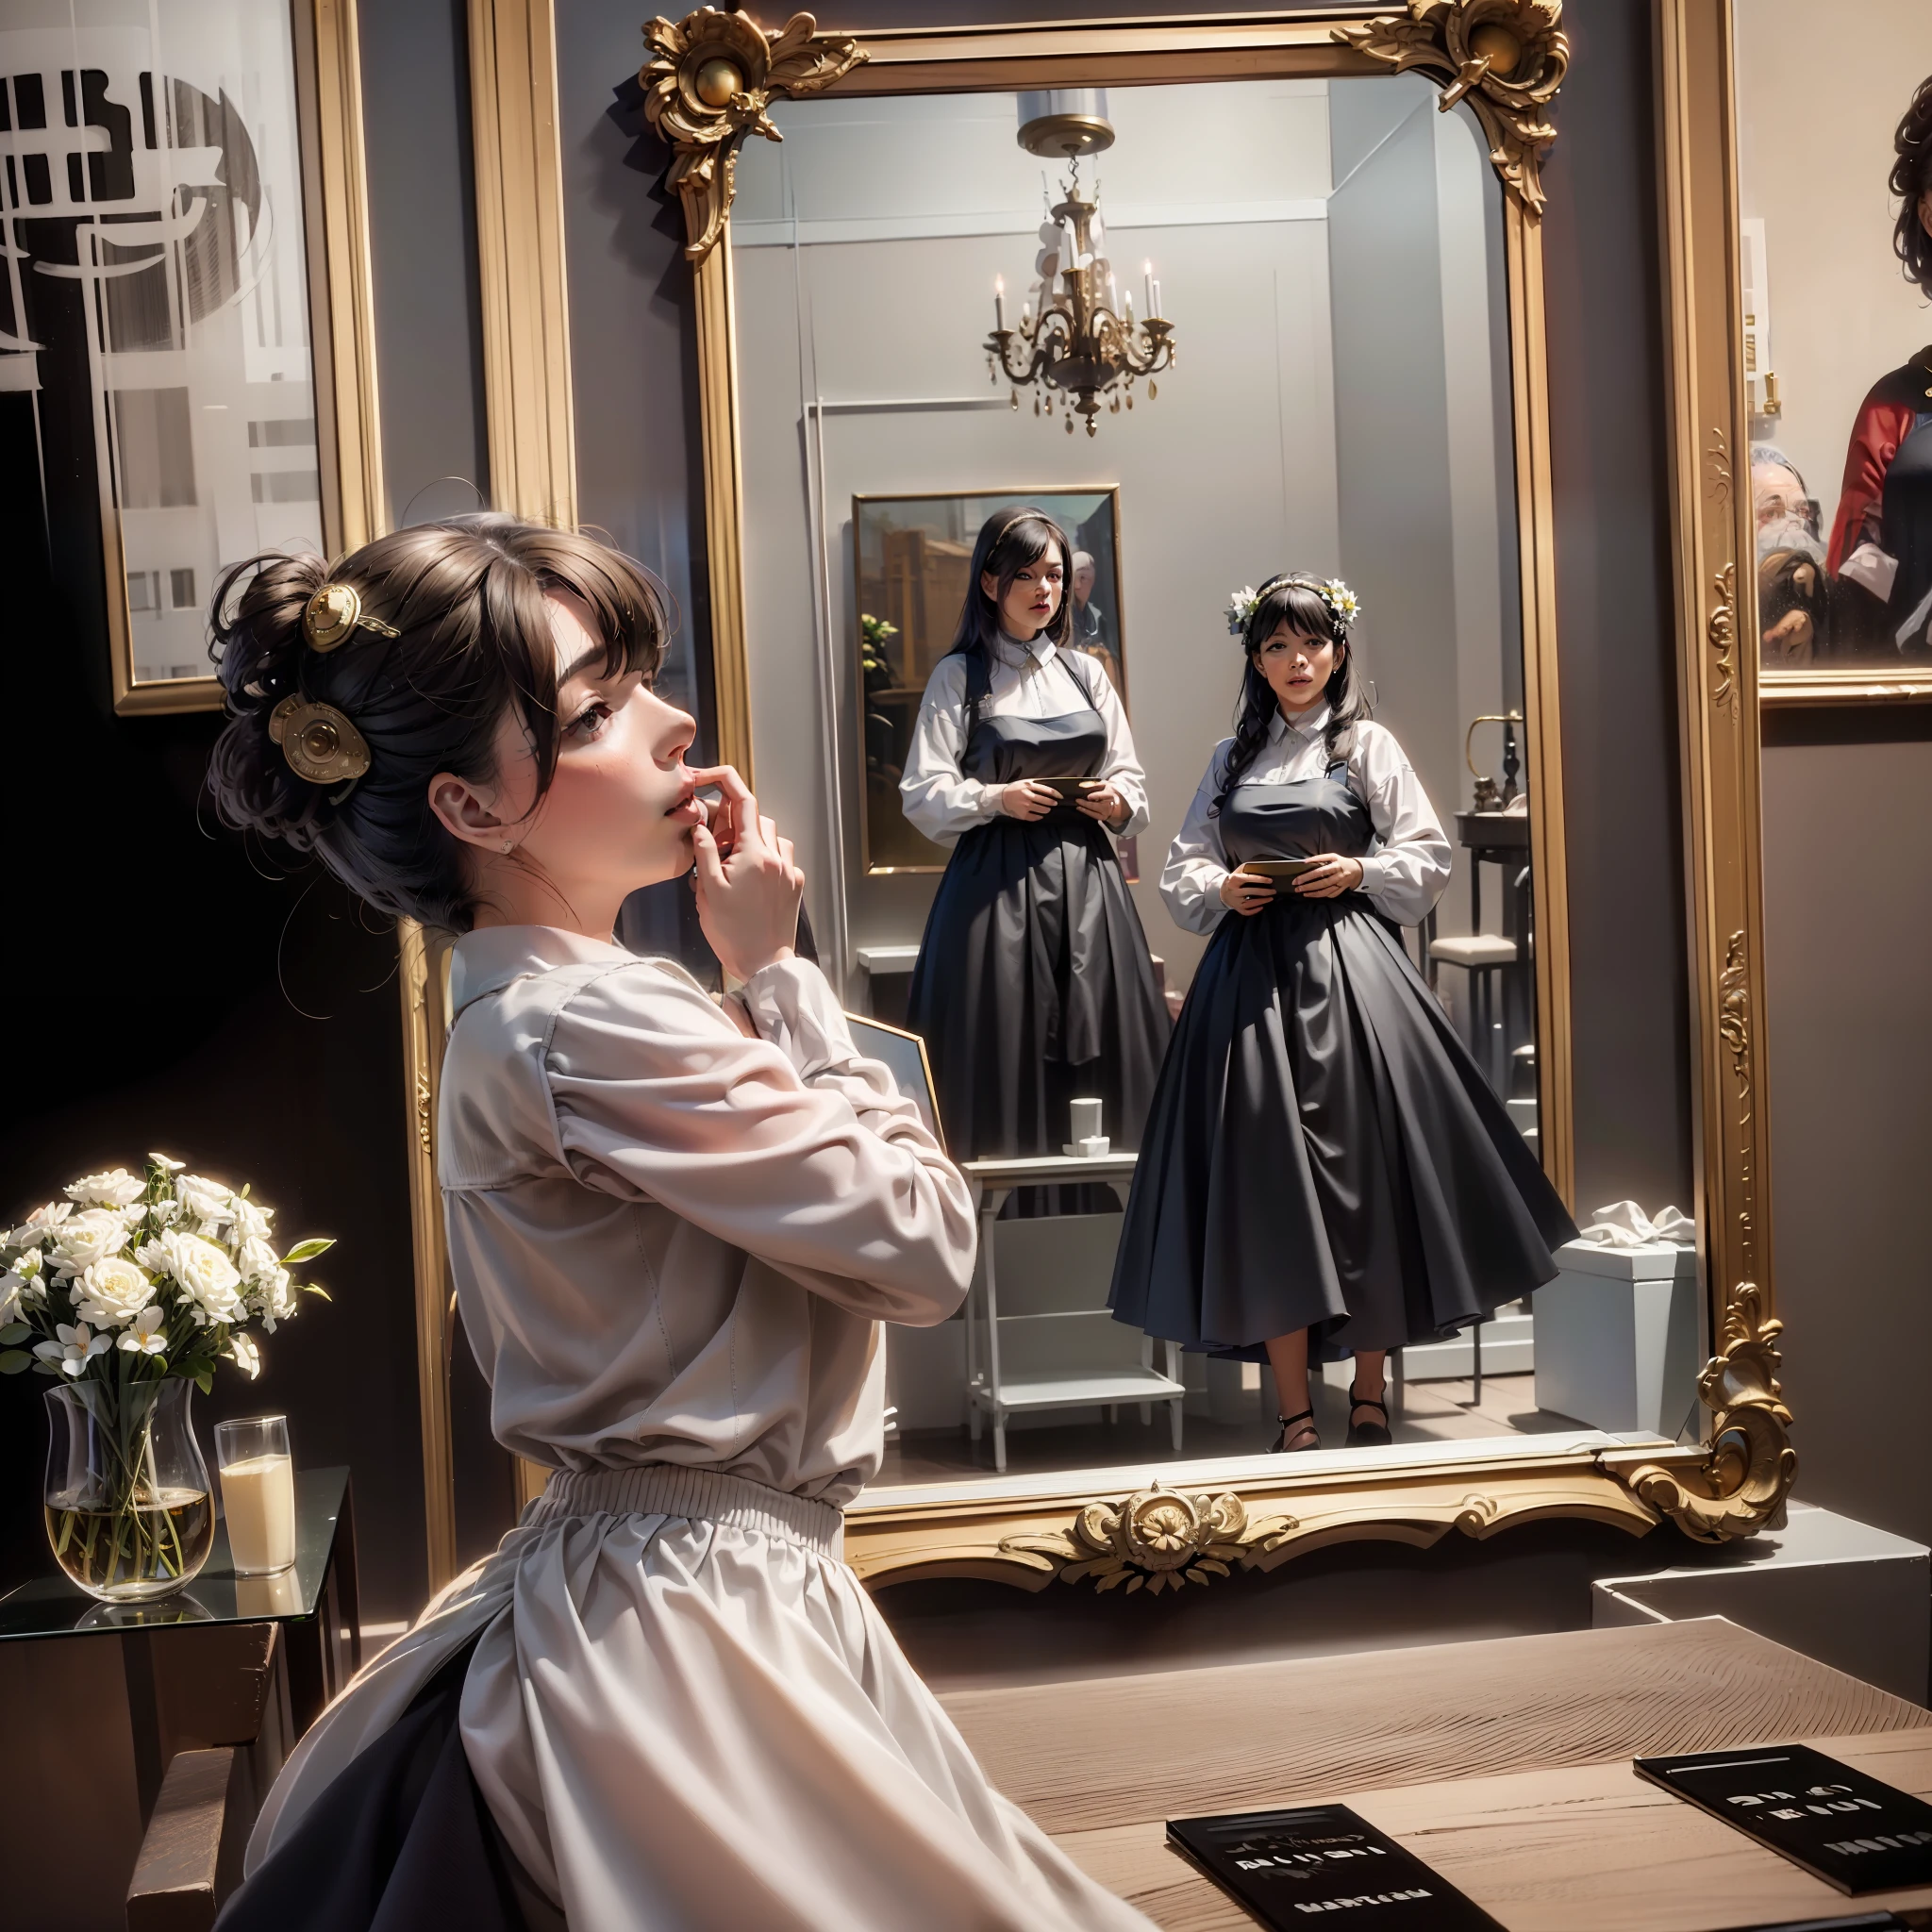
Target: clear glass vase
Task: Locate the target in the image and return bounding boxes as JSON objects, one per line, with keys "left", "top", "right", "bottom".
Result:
{"left": 43, "top": 1378, "right": 216, "bottom": 1603}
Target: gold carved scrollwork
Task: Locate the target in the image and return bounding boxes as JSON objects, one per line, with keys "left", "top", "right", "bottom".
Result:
{"left": 1614, "top": 927, "right": 1791, "bottom": 1542}
{"left": 1001, "top": 1486, "right": 1300, "bottom": 1595}
{"left": 641, "top": 8, "right": 866, "bottom": 263}
{"left": 1619, "top": 1280, "right": 1795, "bottom": 1542}
{"left": 1333, "top": 0, "right": 1569, "bottom": 217}
{"left": 1708, "top": 561, "right": 1739, "bottom": 720}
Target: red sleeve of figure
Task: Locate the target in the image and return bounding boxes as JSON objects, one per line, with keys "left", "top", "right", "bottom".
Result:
{"left": 1828, "top": 387, "right": 1917, "bottom": 574}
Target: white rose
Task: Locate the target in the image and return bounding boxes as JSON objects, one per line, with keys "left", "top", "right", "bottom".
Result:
{"left": 50, "top": 1208, "right": 131, "bottom": 1277}
{"left": 255, "top": 1267, "right": 297, "bottom": 1331}
{"left": 176, "top": 1174, "right": 234, "bottom": 1225}
{"left": 236, "top": 1236, "right": 282, "bottom": 1285}
{"left": 229, "top": 1196, "right": 274, "bottom": 1243}
{"left": 150, "top": 1230, "right": 243, "bottom": 1325}
{"left": 75, "top": 1256, "right": 155, "bottom": 1328}
{"left": 8, "top": 1201, "right": 71, "bottom": 1247}
{"left": 65, "top": 1168, "right": 145, "bottom": 1208}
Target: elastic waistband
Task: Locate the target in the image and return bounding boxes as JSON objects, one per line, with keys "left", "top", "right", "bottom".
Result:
{"left": 525, "top": 1463, "right": 844, "bottom": 1559}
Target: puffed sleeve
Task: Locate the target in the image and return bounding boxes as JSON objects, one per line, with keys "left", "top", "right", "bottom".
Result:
{"left": 541, "top": 958, "right": 975, "bottom": 1325}
{"left": 1159, "top": 741, "right": 1236, "bottom": 936}
{"left": 1350, "top": 724, "right": 1452, "bottom": 926}
{"left": 900, "top": 657, "right": 1000, "bottom": 845}
{"left": 1077, "top": 655, "right": 1151, "bottom": 838}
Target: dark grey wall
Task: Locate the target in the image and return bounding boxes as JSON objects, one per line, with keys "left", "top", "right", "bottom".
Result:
{"left": 1538, "top": 0, "right": 1695, "bottom": 1214}
{"left": 358, "top": 0, "right": 490, "bottom": 524}
{"left": 1761, "top": 712, "right": 1932, "bottom": 1550}
{"left": 553, "top": 12, "right": 714, "bottom": 745}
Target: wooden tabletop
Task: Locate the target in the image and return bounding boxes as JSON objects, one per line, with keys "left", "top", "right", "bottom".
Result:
{"left": 940, "top": 1620, "right": 1932, "bottom": 1929}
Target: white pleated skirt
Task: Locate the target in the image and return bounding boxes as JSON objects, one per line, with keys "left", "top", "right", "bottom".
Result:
{"left": 248, "top": 1463, "right": 1151, "bottom": 1931}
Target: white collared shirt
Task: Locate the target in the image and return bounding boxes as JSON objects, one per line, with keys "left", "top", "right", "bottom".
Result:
{"left": 1160, "top": 704, "right": 1452, "bottom": 934}
{"left": 438, "top": 927, "right": 974, "bottom": 1503}
{"left": 899, "top": 631, "right": 1151, "bottom": 844}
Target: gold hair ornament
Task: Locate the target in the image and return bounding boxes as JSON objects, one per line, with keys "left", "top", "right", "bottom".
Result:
{"left": 270, "top": 695, "right": 372, "bottom": 790}
{"left": 303, "top": 582, "right": 400, "bottom": 654}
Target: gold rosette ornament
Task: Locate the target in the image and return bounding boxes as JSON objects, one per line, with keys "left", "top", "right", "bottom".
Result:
{"left": 269, "top": 695, "right": 371, "bottom": 789}
{"left": 1002, "top": 1484, "right": 1298, "bottom": 1595}
{"left": 1336, "top": 0, "right": 1569, "bottom": 216}
{"left": 641, "top": 9, "right": 866, "bottom": 263}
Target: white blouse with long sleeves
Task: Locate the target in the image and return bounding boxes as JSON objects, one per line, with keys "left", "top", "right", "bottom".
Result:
{"left": 900, "top": 633, "right": 1151, "bottom": 845}
{"left": 436, "top": 928, "right": 973, "bottom": 1502}
{"left": 1161, "top": 703, "right": 1452, "bottom": 935}
{"left": 246, "top": 926, "right": 1151, "bottom": 1931}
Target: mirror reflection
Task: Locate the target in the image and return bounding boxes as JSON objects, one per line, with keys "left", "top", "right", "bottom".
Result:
{"left": 730, "top": 75, "right": 1696, "bottom": 1491}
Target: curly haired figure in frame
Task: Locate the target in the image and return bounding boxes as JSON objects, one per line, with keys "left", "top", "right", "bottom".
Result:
{"left": 203, "top": 517, "right": 1153, "bottom": 1932}
{"left": 1826, "top": 72, "right": 1932, "bottom": 657}
{"left": 1108, "top": 575, "right": 1576, "bottom": 1454}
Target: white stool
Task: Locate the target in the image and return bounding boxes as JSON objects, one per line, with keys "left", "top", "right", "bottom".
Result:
{"left": 1427, "top": 933, "right": 1518, "bottom": 1087}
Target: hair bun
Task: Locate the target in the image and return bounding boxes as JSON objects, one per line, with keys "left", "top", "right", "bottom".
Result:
{"left": 207, "top": 551, "right": 338, "bottom": 849}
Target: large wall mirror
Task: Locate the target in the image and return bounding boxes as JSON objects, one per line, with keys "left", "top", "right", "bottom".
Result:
{"left": 412, "top": 2, "right": 1793, "bottom": 1599}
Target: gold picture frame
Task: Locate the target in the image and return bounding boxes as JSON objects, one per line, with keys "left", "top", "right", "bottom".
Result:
{"left": 422, "top": 0, "right": 1793, "bottom": 1599}
{"left": 1, "top": 0, "right": 385, "bottom": 716}
{"left": 851, "top": 485, "right": 1127, "bottom": 876}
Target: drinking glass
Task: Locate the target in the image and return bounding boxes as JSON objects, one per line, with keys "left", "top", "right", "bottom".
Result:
{"left": 214, "top": 1416, "right": 296, "bottom": 1575}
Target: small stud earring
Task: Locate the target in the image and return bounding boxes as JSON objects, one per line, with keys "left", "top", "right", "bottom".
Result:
{"left": 501, "top": 837, "right": 514, "bottom": 854}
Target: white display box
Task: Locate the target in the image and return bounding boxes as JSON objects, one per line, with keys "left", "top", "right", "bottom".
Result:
{"left": 1533, "top": 1240, "right": 1701, "bottom": 1438}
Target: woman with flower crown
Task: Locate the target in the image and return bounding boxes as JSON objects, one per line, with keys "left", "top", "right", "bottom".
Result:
{"left": 1108, "top": 574, "right": 1575, "bottom": 1454}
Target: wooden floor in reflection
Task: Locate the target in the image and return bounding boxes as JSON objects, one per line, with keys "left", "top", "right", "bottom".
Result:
{"left": 875, "top": 1372, "right": 1590, "bottom": 1485}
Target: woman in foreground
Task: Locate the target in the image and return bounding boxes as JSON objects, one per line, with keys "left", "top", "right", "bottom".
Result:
{"left": 207, "top": 516, "right": 1149, "bottom": 1931}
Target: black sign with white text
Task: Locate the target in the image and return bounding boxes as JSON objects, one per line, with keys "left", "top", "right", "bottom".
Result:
{"left": 1634, "top": 1745, "right": 1932, "bottom": 1894}
{"left": 1165, "top": 1804, "right": 1505, "bottom": 1930}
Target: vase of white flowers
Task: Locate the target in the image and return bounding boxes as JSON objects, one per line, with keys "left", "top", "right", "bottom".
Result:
{"left": 4, "top": 1154, "right": 332, "bottom": 1603}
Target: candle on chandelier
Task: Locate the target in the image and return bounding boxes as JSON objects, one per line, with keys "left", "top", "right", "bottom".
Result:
{"left": 994, "top": 275, "right": 1007, "bottom": 331}
{"left": 1144, "top": 260, "right": 1162, "bottom": 319}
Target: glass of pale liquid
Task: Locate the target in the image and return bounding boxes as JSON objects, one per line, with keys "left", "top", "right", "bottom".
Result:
{"left": 214, "top": 1416, "right": 296, "bottom": 1576}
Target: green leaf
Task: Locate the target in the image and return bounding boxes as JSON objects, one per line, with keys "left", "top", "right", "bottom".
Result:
{"left": 0, "top": 1323, "right": 30, "bottom": 1345}
{"left": 0, "top": 1350, "right": 31, "bottom": 1374}
{"left": 302, "top": 1283, "right": 332, "bottom": 1302}
{"left": 282, "top": 1238, "right": 335, "bottom": 1264}
{"left": 193, "top": 1367, "right": 213, "bottom": 1396}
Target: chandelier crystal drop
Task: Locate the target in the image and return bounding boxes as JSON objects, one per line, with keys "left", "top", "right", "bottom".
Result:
{"left": 984, "top": 151, "right": 1175, "bottom": 438}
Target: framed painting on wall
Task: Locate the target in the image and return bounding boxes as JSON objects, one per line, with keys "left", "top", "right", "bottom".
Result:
{"left": 854, "top": 486, "right": 1124, "bottom": 873}
{"left": 0, "top": 0, "right": 379, "bottom": 714}
{"left": 1735, "top": 0, "right": 1932, "bottom": 702}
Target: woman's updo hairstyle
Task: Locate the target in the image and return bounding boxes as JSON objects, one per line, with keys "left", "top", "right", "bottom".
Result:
{"left": 1213, "top": 573, "right": 1369, "bottom": 813}
{"left": 207, "top": 515, "right": 671, "bottom": 933}
{"left": 1892, "top": 74, "right": 1932, "bottom": 296}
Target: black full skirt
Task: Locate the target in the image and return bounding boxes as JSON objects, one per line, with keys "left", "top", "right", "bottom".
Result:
{"left": 907, "top": 812, "right": 1170, "bottom": 1161}
{"left": 1108, "top": 891, "right": 1575, "bottom": 1361}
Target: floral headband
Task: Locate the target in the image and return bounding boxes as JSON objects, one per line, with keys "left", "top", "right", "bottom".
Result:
{"left": 1224, "top": 574, "right": 1361, "bottom": 639}
{"left": 268, "top": 584, "right": 399, "bottom": 796}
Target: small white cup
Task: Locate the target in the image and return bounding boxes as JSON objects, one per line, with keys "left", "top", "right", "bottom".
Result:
{"left": 1069, "top": 1096, "right": 1105, "bottom": 1144}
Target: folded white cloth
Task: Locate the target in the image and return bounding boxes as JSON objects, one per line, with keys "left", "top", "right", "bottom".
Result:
{"left": 1575, "top": 1200, "right": 1695, "bottom": 1247}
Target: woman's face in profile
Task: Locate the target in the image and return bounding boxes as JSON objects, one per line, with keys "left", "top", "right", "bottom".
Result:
{"left": 463, "top": 591, "right": 705, "bottom": 907}
{"left": 982, "top": 545, "right": 1064, "bottom": 640}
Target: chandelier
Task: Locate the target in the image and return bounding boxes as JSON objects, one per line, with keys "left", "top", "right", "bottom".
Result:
{"left": 983, "top": 93, "right": 1175, "bottom": 438}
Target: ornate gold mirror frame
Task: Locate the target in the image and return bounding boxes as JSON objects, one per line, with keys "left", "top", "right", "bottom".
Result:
{"left": 403, "top": 0, "right": 1794, "bottom": 1596}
